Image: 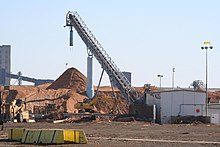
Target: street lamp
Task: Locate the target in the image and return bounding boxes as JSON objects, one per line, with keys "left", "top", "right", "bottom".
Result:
{"left": 201, "top": 42, "right": 213, "bottom": 116}
{"left": 157, "top": 74, "right": 163, "bottom": 89}
{"left": 172, "top": 68, "right": 175, "bottom": 89}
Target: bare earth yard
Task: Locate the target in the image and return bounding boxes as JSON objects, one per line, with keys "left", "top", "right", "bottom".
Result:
{"left": 0, "top": 121, "right": 220, "bottom": 147}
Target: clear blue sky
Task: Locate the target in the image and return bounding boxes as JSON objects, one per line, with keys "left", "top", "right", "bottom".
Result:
{"left": 0, "top": 0, "right": 220, "bottom": 88}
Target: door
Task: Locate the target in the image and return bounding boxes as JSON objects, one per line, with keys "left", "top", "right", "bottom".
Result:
{"left": 211, "top": 113, "right": 219, "bottom": 124}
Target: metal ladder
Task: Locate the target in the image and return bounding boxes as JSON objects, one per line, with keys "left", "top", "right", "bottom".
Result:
{"left": 66, "top": 11, "right": 137, "bottom": 103}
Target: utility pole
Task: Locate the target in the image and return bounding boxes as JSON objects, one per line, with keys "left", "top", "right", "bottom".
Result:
{"left": 201, "top": 42, "right": 213, "bottom": 116}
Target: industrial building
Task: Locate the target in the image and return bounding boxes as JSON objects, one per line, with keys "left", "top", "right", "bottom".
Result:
{"left": 145, "top": 89, "right": 207, "bottom": 124}
{"left": 0, "top": 45, "right": 11, "bottom": 86}
{"left": 0, "top": 45, "right": 53, "bottom": 86}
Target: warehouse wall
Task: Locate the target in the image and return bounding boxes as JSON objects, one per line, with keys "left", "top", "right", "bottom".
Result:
{"left": 160, "top": 90, "right": 206, "bottom": 124}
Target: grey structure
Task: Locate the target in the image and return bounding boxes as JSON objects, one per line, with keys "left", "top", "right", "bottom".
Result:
{"left": 65, "top": 11, "right": 138, "bottom": 104}
{"left": 122, "top": 72, "right": 131, "bottom": 84}
{"left": 0, "top": 45, "right": 11, "bottom": 86}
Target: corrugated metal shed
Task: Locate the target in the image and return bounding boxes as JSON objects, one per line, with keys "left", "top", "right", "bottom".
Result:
{"left": 146, "top": 89, "right": 206, "bottom": 124}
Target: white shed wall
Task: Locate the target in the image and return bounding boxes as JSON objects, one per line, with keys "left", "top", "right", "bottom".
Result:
{"left": 208, "top": 105, "right": 220, "bottom": 124}
{"left": 208, "top": 110, "right": 220, "bottom": 124}
{"left": 160, "top": 91, "right": 206, "bottom": 124}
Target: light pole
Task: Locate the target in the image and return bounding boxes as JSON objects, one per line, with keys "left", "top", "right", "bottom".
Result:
{"left": 201, "top": 42, "right": 213, "bottom": 116}
{"left": 172, "top": 68, "right": 175, "bottom": 89}
{"left": 157, "top": 74, "right": 163, "bottom": 89}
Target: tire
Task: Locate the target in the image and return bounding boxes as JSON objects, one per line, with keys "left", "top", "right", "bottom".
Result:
{"left": 85, "top": 109, "right": 95, "bottom": 113}
{"left": 79, "top": 110, "right": 85, "bottom": 113}
{"left": 89, "top": 109, "right": 96, "bottom": 113}
{"left": 16, "top": 113, "right": 23, "bottom": 122}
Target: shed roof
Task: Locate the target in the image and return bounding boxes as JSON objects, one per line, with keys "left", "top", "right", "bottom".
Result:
{"left": 150, "top": 88, "right": 206, "bottom": 94}
{"left": 208, "top": 104, "right": 220, "bottom": 109}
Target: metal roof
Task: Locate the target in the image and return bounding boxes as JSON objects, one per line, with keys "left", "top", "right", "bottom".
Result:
{"left": 150, "top": 88, "right": 206, "bottom": 94}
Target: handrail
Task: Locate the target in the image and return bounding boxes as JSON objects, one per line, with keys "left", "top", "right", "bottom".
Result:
{"left": 66, "top": 11, "right": 136, "bottom": 103}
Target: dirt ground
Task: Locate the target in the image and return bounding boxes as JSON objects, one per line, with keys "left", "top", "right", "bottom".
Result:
{"left": 0, "top": 121, "right": 220, "bottom": 147}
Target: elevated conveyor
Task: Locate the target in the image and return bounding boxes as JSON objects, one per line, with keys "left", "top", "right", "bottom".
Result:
{"left": 65, "top": 11, "right": 138, "bottom": 104}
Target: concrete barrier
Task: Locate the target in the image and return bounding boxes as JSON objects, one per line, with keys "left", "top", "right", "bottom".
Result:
{"left": 8, "top": 128, "right": 87, "bottom": 144}
{"left": 21, "top": 129, "right": 64, "bottom": 144}
{"left": 8, "top": 128, "right": 25, "bottom": 141}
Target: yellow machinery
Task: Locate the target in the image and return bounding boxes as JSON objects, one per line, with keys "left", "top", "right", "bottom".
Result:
{"left": 0, "top": 90, "right": 29, "bottom": 122}
{"left": 74, "top": 95, "right": 119, "bottom": 114}
{"left": 4, "top": 99, "right": 29, "bottom": 122}
{"left": 74, "top": 97, "right": 99, "bottom": 113}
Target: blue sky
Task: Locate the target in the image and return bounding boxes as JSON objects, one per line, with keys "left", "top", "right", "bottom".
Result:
{"left": 0, "top": 0, "right": 220, "bottom": 88}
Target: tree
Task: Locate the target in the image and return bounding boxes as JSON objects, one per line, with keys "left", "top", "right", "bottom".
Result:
{"left": 191, "top": 80, "right": 205, "bottom": 90}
